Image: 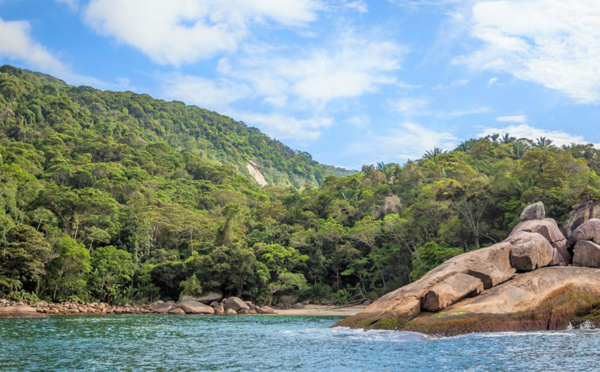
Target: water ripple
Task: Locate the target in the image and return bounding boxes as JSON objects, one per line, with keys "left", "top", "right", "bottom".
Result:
{"left": 0, "top": 315, "right": 598, "bottom": 371}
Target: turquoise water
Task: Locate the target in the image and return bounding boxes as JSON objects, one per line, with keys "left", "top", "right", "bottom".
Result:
{"left": 0, "top": 315, "right": 597, "bottom": 371}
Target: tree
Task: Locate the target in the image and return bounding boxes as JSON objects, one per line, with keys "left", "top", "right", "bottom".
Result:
{"left": 90, "top": 246, "right": 134, "bottom": 303}
{"left": 0, "top": 225, "right": 54, "bottom": 294}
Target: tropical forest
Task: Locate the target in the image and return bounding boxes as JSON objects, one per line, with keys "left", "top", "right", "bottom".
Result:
{"left": 1, "top": 65, "right": 599, "bottom": 306}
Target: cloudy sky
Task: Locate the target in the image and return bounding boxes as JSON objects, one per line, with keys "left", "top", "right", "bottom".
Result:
{"left": 1, "top": 0, "right": 599, "bottom": 169}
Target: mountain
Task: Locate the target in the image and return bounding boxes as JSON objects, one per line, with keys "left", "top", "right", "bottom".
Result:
{"left": 0, "top": 65, "right": 352, "bottom": 188}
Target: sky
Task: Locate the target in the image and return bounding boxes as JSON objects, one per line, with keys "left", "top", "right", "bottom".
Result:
{"left": 1, "top": 0, "right": 600, "bottom": 169}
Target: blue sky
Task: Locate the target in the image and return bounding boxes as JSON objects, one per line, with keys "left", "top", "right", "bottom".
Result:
{"left": 1, "top": 0, "right": 599, "bottom": 169}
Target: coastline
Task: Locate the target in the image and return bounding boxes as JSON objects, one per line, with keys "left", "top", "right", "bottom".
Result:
{"left": 0, "top": 300, "right": 366, "bottom": 319}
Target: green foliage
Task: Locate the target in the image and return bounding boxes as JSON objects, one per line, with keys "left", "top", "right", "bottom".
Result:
{"left": 179, "top": 274, "right": 203, "bottom": 298}
{"left": 410, "top": 242, "right": 462, "bottom": 281}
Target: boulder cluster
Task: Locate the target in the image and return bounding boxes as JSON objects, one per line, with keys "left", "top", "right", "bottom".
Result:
{"left": 337, "top": 200, "right": 600, "bottom": 331}
{"left": 0, "top": 295, "right": 277, "bottom": 318}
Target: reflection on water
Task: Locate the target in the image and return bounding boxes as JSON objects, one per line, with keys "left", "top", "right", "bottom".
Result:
{"left": 0, "top": 315, "right": 598, "bottom": 371}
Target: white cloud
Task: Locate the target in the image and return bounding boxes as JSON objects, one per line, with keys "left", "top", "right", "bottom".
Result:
{"left": 344, "top": 1, "right": 368, "bottom": 13}
{"left": 56, "top": 0, "right": 78, "bottom": 11}
{"left": 488, "top": 77, "right": 497, "bottom": 85}
{"left": 161, "top": 74, "right": 251, "bottom": 111}
{"left": 84, "top": 0, "right": 324, "bottom": 66}
{"left": 395, "top": 97, "right": 429, "bottom": 114}
{"left": 208, "top": 30, "right": 404, "bottom": 106}
{"left": 496, "top": 115, "right": 527, "bottom": 123}
{"left": 235, "top": 112, "right": 333, "bottom": 141}
{"left": 393, "top": 96, "right": 490, "bottom": 118}
{"left": 477, "top": 124, "right": 599, "bottom": 147}
{"left": 0, "top": 18, "right": 68, "bottom": 76}
{"left": 345, "top": 122, "right": 458, "bottom": 162}
{"left": 457, "top": 0, "right": 600, "bottom": 104}
{"left": 0, "top": 17, "right": 136, "bottom": 91}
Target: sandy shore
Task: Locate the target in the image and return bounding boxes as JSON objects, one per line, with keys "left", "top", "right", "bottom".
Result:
{"left": 271, "top": 304, "right": 366, "bottom": 316}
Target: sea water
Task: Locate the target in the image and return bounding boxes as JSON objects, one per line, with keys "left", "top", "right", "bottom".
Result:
{"left": 0, "top": 315, "right": 597, "bottom": 371}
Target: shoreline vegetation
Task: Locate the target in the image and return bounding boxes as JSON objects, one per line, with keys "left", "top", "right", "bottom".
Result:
{"left": 0, "top": 297, "right": 366, "bottom": 318}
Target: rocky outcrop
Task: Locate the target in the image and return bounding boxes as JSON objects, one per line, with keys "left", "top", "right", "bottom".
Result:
{"left": 422, "top": 273, "right": 483, "bottom": 312}
{"left": 573, "top": 240, "right": 600, "bottom": 268}
{"left": 508, "top": 232, "right": 554, "bottom": 271}
{"left": 402, "top": 267, "right": 600, "bottom": 336}
{"left": 336, "top": 201, "right": 600, "bottom": 335}
{"left": 564, "top": 197, "right": 600, "bottom": 237}
{"left": 177, "top": 300, "right": 215, "bottom": 315}
{"left": 0, "top": 305, "right": 40, "bottom": 317}
{"left": 224, "top": 297, "right": 250, "bottom": 312}
{"left": 0, "top": 297, "right": 277, "bottom": 318}
{"left": 569, "top": 219, "right": 600, "bottom": 245}
{"left": 179, "top": 292, "right": 222, "bottom": 305}
{"left": 335, "top": 241, "right": 516, "bottom": 329}
{"left": 520, "top": 201, "right": 545, "bottom": 221}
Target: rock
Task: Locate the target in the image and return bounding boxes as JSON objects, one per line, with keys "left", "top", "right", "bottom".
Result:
{"left": 564, "top": 197, "right": 600, "bottom": 237}
{"left": 573, "top": 240, "right": 600, "bottom": 268}
{"left": 276, "top": 295, "right": 298, "bottom": 306}
{"left": 245, "top": 301, "right": 257, "bottom": 311}
{"left": 213, "top": 303, "right": 225, "bottom": 315}
{"left": 0, "top": 305, "right": 39, "bottom": 317}
{"left": 292, "top": 303, "right": 305, "bottom": 309}
{"left": 168, "top": 308, "right": 186, "bottom": 315}
{"left": 224, "top": 297, "right": 250, "bottom": 312}
{"left": 179, "top": 292, "right": 222, "bottom": 305}
{"left": 226, "top": 309, "right": 237, "bottom": 315}
{"left": 238, "top": 309, "right": 255, "bottom": 315}
{"left": 508, "top": 232, "right": 554, "bottom": 271}
{"left": 421, "top": 273, "right": 484, "bottom": 312}
{"left": 335, "top": 241, "right": 515, "bottom": 329}
{"left": 510, "top": 218, "right": 570, "bottom": 263}
{"left": 569, "top": 219, "right": 600, "bottom": 245}
{"left": 148, "top": 301, "right": 175, "bottom": 314}
{"left": 400, "top": 267, "right": 600, "bottom": 336}
{"left": 520, "top": 201, "right": 545, "bottom": 221}
{"left": 177, "top": 301, "right": 215, "bottom": 315}
{"left": 256, "top": 306, "right": 276, "bottom": 314}
{"left": 37, "top": 301, "right": 48, "bottom": 307}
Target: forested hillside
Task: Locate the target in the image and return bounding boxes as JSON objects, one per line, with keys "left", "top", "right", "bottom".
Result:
{"left": 1, "top": 66, "right": 600, "bottom": 306}
{"left": 0, "top": 65, "right": 350, "bottom": 188}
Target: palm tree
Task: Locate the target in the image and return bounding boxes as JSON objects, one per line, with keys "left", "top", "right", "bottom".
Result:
{"left": 456, "top": 139, "right": 475, "bottom": 152}
{"left": 501, "top": 133, "right": 516, "bottom": 144}
{"left": 512, "top": 140, "right": 530, "bottom": 159}
{"left": 535, "top": 137, "right": 553, "bottom": 148}
{"left": 423, "top": 147, "right": 446, "bottom": 160}
{"left": 487, "top": 133, "right": 500, "bottom": 143}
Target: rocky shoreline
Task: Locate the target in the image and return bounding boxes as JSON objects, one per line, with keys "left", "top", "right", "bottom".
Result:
{"left": 336, "top": 200, "right": 600, "bottom": 335}
{"left": 0, "top": 297, "right": 366, "bottom": 319}
{"left": 0, "top": 297, "right": 280, "bottom": 318}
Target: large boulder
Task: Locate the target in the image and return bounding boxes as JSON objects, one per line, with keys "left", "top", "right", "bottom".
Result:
{"left": 224, "top": 297, "right": 250, "bottom": 312}
{"left": 510, "top": 218, "right": 569, "bottom": 264}
{"left": 257, "top": 306, "right": 276, "bottom": 314}
{"left": 508, "top": 232, "right": 554, "bottom": 271}
{"left": 573, "top": 240, "right": 600, "bottom": 268}
{"left": 177, "top": 300, "right": 215, "bottom": 315}
{"left": 147, "top": 301, "right": 175, "bottom": 314}
{"left": 276, "top": 295, "right": 298, "bottom": 307}
{"left": 179, "top": 292, "right": 223, "bottom": 305}
{"left": 520, "top": 201, "right": 545, "bottom": 221}
{"left": 569, "top": 219, "right": 600, "bottom": 245}
{"left": 564, "top": 197, "right": 600, "bottom": 237}
{"left": 421, "top": 273, "right": 484, "bottom": 312}
{"left": 398, "top": 267, "right": 600, "bottom": 336}
{"left": 335, "top": 242, "right": 515, "bottom": 329}
{"left": 0, "top": 305, "right": 39, "bottom": 317}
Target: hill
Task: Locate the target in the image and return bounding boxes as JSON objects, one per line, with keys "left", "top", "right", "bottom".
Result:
{"left": 0, "top": 65, "right": 352, "bottom": 188}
